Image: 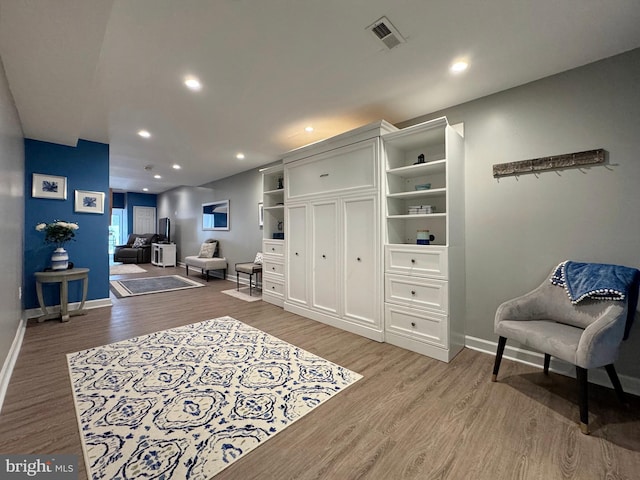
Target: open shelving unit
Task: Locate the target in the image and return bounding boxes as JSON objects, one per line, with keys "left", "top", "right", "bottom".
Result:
{"left": 381, "top": 116, "right": 465, "bottom": 363}
{"left": 261, "top": 164, "right": 286, "bottom": 306}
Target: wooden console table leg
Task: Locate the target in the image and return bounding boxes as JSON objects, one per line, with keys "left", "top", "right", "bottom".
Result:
{"left": 60, "top": 278, "right": 70, "bottom": 322}
{"left": 35, "top": 280, "right": 49, "bottom": 323}
{"left": 79, "top": 275, "right": 89, "bottom": 311}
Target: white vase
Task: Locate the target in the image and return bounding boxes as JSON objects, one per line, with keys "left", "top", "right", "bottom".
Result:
{"left": 51, "top": 247, "right": 69, "bottom": 271}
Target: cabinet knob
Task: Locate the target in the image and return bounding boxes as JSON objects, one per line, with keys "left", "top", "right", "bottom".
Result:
{"left": 411, "top": 290, "right": 416, "bottom": 295}
{"left": 357, "top": 257, "right": 361, "bottom": 261}
{"left": 411, "top": 322, "right": 416, "bottom": 327}
{"left": 272, "top": 286, "right": 276, "bottom": 290}
{"left": 411, "top": 259, "right": 416, "bottom": 264}
{"left": 271, "top": 266, "right": 275, "bottom": 270}
{"left": 271, "top": 247, "right": 275, "bottom": 251}
{"left": 322, "top": 254, "right": 326, "bottom": 259}
{"left": 295, "top": 252, "right": 299, "bottom": 256}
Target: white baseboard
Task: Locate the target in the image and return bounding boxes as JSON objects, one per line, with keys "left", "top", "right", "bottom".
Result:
{"left": 24, "top": 297, "right": 112, "bottom": 320}
{"left": 0, "top": 314, "right": 27, "bottom": 414}
{"left": 465, "top": 335, "right": 640, "bottom": 397}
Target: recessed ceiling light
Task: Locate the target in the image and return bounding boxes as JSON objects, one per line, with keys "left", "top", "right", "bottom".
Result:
{"left": 172, "top": 164, "right": 181, "bottom": 170}
{"left": 153, "top": 174, "right": 162, "bottom": 179}
{"left": 138, "top": 129, "right": 151, "bottom": 138}
{"left": 236, "top": 153, "right": 245, "bottom": 160}
{"left": 305, "top": 126, "right": 314, "bottom": 132}
{"left": 450, "top": 61, "right": 469, "bottom": 73}
{"left": 184, "top": 76, "right": 202, "bottom": 91}
{"left": 142, "top": 188, "right": 149, "bottom": 192}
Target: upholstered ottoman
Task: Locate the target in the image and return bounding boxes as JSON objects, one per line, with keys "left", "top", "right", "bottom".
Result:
{"left": 184, "top": 256, "right": 227, "bottom": 281}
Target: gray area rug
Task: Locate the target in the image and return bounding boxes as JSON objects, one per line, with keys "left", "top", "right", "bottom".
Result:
{"left": 110, "top": 275, "right": 203, "bottom": 297}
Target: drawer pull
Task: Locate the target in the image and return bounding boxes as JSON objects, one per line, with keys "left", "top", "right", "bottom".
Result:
{"left": 272, "top": 286, "right": 276, "bottom": 290}
{"left": 271, "top": 266, "right": 276, "bottom": 270}
{"left": 295, "top": 252, "right": 299, "bottom": 256}
{"left": 357, "top": 257, "right": 361, "bottom": 261}
{"left": 411, "top": 322, "right": 416, "bottom": 327}
{"left": 271, "top": 247, "right": 275, "bottom": 251}
{"left": 411, "top": 290, "right": 416, "bottom": 296}
{"left": 322, "top": 254, "right": 326, "bottom": 259}
{"left": 320, "top": 173, "right": 329, "bottom": 178}
{"left": 411, "top": 259, "right": 416, "bottom": 264}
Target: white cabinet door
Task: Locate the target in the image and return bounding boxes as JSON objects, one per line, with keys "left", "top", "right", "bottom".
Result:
{"left": 286, "top": 204, "right": 308, "bottom": 306}
{"left": 343, "top": 196, "right": 379, "bottom": 327}
{"left": 286, "top": 139, "right": 378, "bottom": 200}
{"left": 311, "top": 200, "right": 339, "bottom": 315}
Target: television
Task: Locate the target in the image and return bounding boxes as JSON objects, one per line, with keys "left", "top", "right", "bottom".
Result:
{"left": 158, "top": 217, "right": 170, "bottom": 243}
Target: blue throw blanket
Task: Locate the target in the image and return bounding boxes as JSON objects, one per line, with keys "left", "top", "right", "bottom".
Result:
{"left": 551, "top": 260, "right": 640, "bottom": 304}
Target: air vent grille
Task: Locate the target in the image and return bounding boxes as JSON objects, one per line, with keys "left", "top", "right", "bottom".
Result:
{"left": 371, "top": 23, "right": 392, "bottom": 40}
{"left": 366, "top": 16, "right": 406, "bottom": 50}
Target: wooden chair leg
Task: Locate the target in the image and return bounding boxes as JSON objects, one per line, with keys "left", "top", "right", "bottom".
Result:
{"left": 604, "top": 364, "right": 626, "bottom": 404}
{"left": 544, "top": 354, "right": 551, "bottom": 375}
{"left": 236, "top": 272, "right": 240, "bottom": 291}
{"left": 576, "top": 366, "right": 590, "bottom": 434}
{"left": 492, "top": 336, "right": 507, "bottom": 382}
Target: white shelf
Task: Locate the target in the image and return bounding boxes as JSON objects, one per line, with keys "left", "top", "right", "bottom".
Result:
{"left": 264, "top": 205, "right": 284, "bottom": 211}
{"left": 387, "top": 159, "right": 447, "bottom": 178}
{"left": 387, "top": 213, "right": 447, "bottom": 219}
{"left": 387, "top": 188, "right": 446, "bottom": 200}
{"left": 264, "top": 188, "right": 285, "bottom": 195}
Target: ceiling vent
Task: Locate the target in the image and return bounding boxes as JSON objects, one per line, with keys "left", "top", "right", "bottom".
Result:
{"left": 366, "top": 16, "right": 406, "bottom": 50}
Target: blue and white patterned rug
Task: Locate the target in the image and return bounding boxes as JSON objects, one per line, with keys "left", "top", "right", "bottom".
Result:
{"left": 67, "top": 316, "right": 362, "bottom": 479}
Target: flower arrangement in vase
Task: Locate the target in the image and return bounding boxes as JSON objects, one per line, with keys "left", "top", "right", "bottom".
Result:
{"left": 35, "top": 220, "right": 79, "bottom": 270}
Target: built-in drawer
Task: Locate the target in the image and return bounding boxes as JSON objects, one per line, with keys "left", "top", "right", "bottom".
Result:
{"left": 286, "top": 139, "right": 377, "bottom": 199}
{"left": 384, "top": 273, "right": 448, "bottom": 314}
{"left": 263, "top": 259, "right": 284, "bottom": 277}
{"left": 385, "top": 245, "right": 447, "bottom": 278}
{"left": 263, "top": 239, "right": 284, "bottom": 257}
{"left": 263, "top": 277, "right": 284, "bottom": 297}
{"left": 385, "top": 303, "right": 448, "bottom": 348}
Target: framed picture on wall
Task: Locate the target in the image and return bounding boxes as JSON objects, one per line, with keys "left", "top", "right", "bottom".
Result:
{"left": 258, "top": 202, "right": 264, "bottom": 227}
{"left": 75, "top": 190, "right": 105, "bottom": 214}
{"left": 32, "top": 173, "right": 67, "bottom": 199}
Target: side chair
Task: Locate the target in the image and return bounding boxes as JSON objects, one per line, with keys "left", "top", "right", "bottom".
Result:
{"left": 492, "top": 262, "right": 640, "bottom": 434}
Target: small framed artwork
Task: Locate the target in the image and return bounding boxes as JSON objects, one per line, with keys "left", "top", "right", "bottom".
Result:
{"left": 75, "top": 190, "right": 105, "bottom": 214}
{"left": 32, "top": 173, "right": 67, "bottom": 199}
{"left": 258, "top": 202, "right": 264, "bottom": 227}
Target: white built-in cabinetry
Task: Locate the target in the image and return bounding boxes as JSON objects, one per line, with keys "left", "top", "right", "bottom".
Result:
{"left": 262, "top": 165, "right": 285, "bottom": 306}
{"left": 382, "top": 117, "right": 465, "bottom": 362}
{"left": 282, "top": 121, "right": 396, "bottom": 341}
{"left": 276, "top": 116, "right": 465, "bottom": 362}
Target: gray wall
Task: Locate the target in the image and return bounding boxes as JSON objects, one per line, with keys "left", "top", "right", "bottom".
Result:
{"left": 158, "top": 167, "right": 264, "bottom": 275}
{"left": 157, "top": 48, "right": 640, "bottom": 382}
{"left": 0, "top": 58, "right": 25, "bottom": 371}
{"left": 401, "top": 48, "right": 640, "bottom": 378}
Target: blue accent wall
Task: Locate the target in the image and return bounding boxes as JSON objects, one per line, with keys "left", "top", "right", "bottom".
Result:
{"left": 24, "top": 139, "right": 110, "bottom": 309}
{"left": 125, "top": 192, "right": 157, "bottom": 235}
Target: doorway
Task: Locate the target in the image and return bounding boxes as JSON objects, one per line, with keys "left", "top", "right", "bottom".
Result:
{"left": 133, "top": 206, "right": 157, "bottom": 235}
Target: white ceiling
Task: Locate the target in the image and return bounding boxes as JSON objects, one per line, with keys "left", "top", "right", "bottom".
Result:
{"left": 1, "top": 0, "right": 640, "bottom": 194}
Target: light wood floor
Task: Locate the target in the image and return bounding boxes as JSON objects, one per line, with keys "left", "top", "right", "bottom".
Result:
{"left": 1, "top": 265, "right": 639, "bottom": 479}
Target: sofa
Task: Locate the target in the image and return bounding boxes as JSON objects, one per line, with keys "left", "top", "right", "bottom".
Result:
{"left": 185, "top": 239, "right": 228, "bottom": 281}
{"left": 114, "top": 233, "right": 162, "bottom": 264}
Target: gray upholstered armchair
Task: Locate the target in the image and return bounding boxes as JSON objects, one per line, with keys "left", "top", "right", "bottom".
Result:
{"left": 492, "top": 263, "right": 639, "bottom": 434}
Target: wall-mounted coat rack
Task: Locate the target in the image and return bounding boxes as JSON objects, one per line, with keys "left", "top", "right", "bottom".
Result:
{"left": 492, "top": 149, "right": 605, "bottom": 178}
